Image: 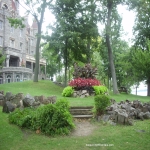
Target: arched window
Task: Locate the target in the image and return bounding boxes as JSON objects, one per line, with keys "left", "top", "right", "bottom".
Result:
{"left": 0, "top": 76, "right": 3, "bottom": 84}
{"left": 16, "top": 75, "right": 20, "bottom": 82}
{"left": 6, "top": 75, "right": 11, "bottom": 83}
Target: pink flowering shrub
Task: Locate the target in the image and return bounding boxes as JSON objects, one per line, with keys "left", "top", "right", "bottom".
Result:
{"left": 69, "top": 78, "right": 101, "bottom": 88}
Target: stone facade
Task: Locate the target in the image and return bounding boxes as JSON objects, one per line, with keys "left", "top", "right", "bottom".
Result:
{"left": 0, "top": 0, "right": 46, "bottom": 84}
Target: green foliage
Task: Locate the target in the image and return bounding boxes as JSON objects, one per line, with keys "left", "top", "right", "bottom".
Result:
{"left": 9, "top": 107, "right": 35, "bottom": 128}
{"left": 62, "top": 86, "right": 74, "bottom": 97}
{"left": 94, "top": 95, "right": 110, "bottom": 115}
{"left": 93, "top": 85, "right": 108, "bottom": 95}
{"left": 0, "top": 50, "right": 5, "bottom": 67}
{"left": 8, "top": 99, "right": 74, "bottom": 136}
{"left": 7, "top": 17, "right": 25, "bottom": 28}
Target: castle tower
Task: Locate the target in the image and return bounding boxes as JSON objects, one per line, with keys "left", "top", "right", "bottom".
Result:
{"left": 0, "top": 0, "right": 19, "bottom": 15}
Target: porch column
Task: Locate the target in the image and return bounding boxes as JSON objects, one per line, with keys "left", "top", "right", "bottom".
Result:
{"left": 3, "top": 73, "right": 5, "bottom": 83}
{"left": 12, "top": 72, "right": 14, "bottom": 82}
{"left": 6, "top": 55, "right": 10, "bottom": 67}
{"left": 31, "top": 62, "right": 33, "bottom": 72}
{"left": 45, "top": 65, "right": 46, "bottom": 79}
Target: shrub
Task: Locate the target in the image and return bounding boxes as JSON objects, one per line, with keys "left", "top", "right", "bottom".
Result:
{"left": 9, "top": 107, "right": 35, "bottom": 128}
{"left": 94, "top": 95, "right": 110, "bottom": 116}
{"left": 31, "top": 99, "right": 74, "bottom": 135}
{"left": 93, "top": 85, "right": 108, "bottom": 95}
{"left": 9, "top": 98, "right": 75, "bottom": 136}
{"left": 69, "top": 78, "right": 101, "bottom": 89}
{"left": 62, "top": 86, "right": 74, "bottom": 97}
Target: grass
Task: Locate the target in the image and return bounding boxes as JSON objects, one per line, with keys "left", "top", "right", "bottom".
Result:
{"left": 0, "top": 80, "right": 150, "bottom": 150}
{"left": 0, "top": 106, "right": 150, "bottom": 150}
{"left": 0, "top": 80, "right": 149, "bottom": 106}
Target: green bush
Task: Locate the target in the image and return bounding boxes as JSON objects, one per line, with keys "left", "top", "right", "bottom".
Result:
{"left": 62, "top": 86, "right": 74, "bottom": 97}
{"left": 93, "top": 85, "right": 108, "bottom": 95}
{"left": 9, "top": 98, "right": 75, "bottom": 136}
{"left": 9, "top": 107, "right": 35, "bottom": 128}
{"left": 94, "top": 95, "right": 110, "bottom": 116}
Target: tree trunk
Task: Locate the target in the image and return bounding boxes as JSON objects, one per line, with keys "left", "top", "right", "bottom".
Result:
{"left": 87, "top": 39, "right": 91, "bottom": 63}
{"left": 34, "top": 23, "right": 41, "bottom": 82}
{"left": 33, "top": 0, "right": 46, "bottom": 82}
{"left": 64, "top": 38, "right": 68, "bottom": 87}
{"left": 106, "top": 1, "right": 119, "bottom": 94}
{"left": 147, "top": 80, "right": 150, "bottom": 96}
{"left": 135, "top": 86, "right": 137, "bottom": 95}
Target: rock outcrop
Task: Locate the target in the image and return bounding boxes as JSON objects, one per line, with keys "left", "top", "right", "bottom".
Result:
{"left": 1, "top": 91, "right": 57, "bottom": 113}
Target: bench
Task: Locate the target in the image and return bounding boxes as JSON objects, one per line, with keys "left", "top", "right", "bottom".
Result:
{"left": 118, "top": 86, "right": 128, "bottom": 93}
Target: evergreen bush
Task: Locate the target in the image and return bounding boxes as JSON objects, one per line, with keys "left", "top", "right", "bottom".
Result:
{"left": 9, "top": 98, "right": 75, "bottom": 136}
{"left": 94, "top": 95, "right": 110, "bottom": 116}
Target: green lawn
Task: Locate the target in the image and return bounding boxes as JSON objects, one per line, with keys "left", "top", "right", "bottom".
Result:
{"left": 0, "top": 80, "right": 149, "bottom": 106}
{"left": 0, "top": 80, "right": 150, "bottom": 150}
{"left": 0, "top": 106, "right": 150, "bottom": 150}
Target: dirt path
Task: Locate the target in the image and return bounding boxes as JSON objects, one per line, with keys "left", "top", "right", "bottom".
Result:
{"left": 71, "top": 119, "right": 97, "bottom": 136}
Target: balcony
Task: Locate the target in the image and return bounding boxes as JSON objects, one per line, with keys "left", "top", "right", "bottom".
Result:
{"left": 0, "top": 67, "right": 33, "bottom": 74}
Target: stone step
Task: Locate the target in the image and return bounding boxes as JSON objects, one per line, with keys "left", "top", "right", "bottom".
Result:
{"left": 70, "top": 106, "right": 93, "bottom": 109}
{"left": 70, "top": 106, "right": 94, "bottom": 118}
{"left": 72, "top": 115, "right": 93, "bottom": 119}
{"left": 70, "top": 109, "right": 93, "bottom": 115}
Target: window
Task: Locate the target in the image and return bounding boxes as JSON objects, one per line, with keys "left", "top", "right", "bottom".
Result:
{"left": 16, "top": 75, "right": 20, "bottom": 82}
{"left": 20, "top": 29, "right": 23, "bottom": 37}
{"left": 0, "top": 20, "right": 3, "bottom": 30}
{"left": 30, "top": 39, "right": 33, "bottom": 46}
{"left": 2, "top": 4, "right": 8, "bottom": 9}
{"left": 30, "top": 29, "right": 33, "bottom": 36}
{"left": 0, "top": 36, "right": 3, "bottom": 46}
{"left": 10, "top": 26, "right": 14, "bottom": 33}
{"left": 20, "top": 42, "right": 23, "bottom": 50}
{"left": 6, "top": 75, "right": 11, "bottom": 83}
{"left": 10, "top": 39, "right": 15, "bottom": 47}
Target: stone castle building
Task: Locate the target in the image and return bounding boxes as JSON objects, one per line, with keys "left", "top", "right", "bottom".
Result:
{"left": 0, "top": 0, "right": 46, "bottom": 84}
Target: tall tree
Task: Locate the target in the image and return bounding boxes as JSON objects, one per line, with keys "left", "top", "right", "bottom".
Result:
{"left": 47, "top": 0, "right": 99, "bottom": 86}
{"left": 98, "top": 0, "right": 126, "bottom": 94}
{"left": 8, "top": 0, "right": 53, "bottom": 82}
{"left": 131, "top": 40, "right": 150, "bottom": 96}
{"left": 127, "top": 0, "right": 150, "bottom": 95}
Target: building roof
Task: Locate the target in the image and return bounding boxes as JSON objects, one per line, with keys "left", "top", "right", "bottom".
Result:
{"left": 11, "top": 0, "right": 17, "bottom": 11}
{"left": 32, "top": 19, "right": 38, "bottom": 29}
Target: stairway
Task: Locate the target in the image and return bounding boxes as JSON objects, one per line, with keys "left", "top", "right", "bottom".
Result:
{"left": 70, "top": 106, "right": 94, "bottom": 119}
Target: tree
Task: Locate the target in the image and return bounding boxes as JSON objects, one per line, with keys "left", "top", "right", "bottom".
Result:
{"left": 131, "top": 40, "right": 150, "bottom": 96}
{"left": 45, "top": 0, "right": 99, "bottom": 86}
{"left": 97, "top": 0, "right": 126, "bottom": 94}
{"left": 8, "top": 0, "right": 53, "bottom": 82}
{"left": 127, "top": 0, "right": 150, "bottom": 95}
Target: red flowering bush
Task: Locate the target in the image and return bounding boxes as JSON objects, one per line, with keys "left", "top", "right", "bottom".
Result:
{"left": 69, "top": 78, "right": 101, "bottom": 88}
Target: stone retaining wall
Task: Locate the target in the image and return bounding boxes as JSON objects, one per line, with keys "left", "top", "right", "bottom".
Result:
{"left": 0, "top": 91, "right": 56, "bottom": 113}
{"left": 100, "top": 99, "right": 150, "bottom": 125}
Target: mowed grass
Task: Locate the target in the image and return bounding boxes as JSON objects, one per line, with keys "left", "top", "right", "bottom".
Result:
{"left": 0, "top": 80, "right": 149, "bottom": 106}
{"left": 0, "top": 80, "right": 150, "bottom": 150}
{"left": 0, "top": 106, "right": 150, "bottom": 150}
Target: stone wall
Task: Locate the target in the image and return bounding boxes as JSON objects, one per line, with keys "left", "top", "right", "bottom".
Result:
{"left": 0, "top": 91, "right": 56, "bottom": 113}
{"left": 100, "top": 99, "right": 150, "bottom": 125}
